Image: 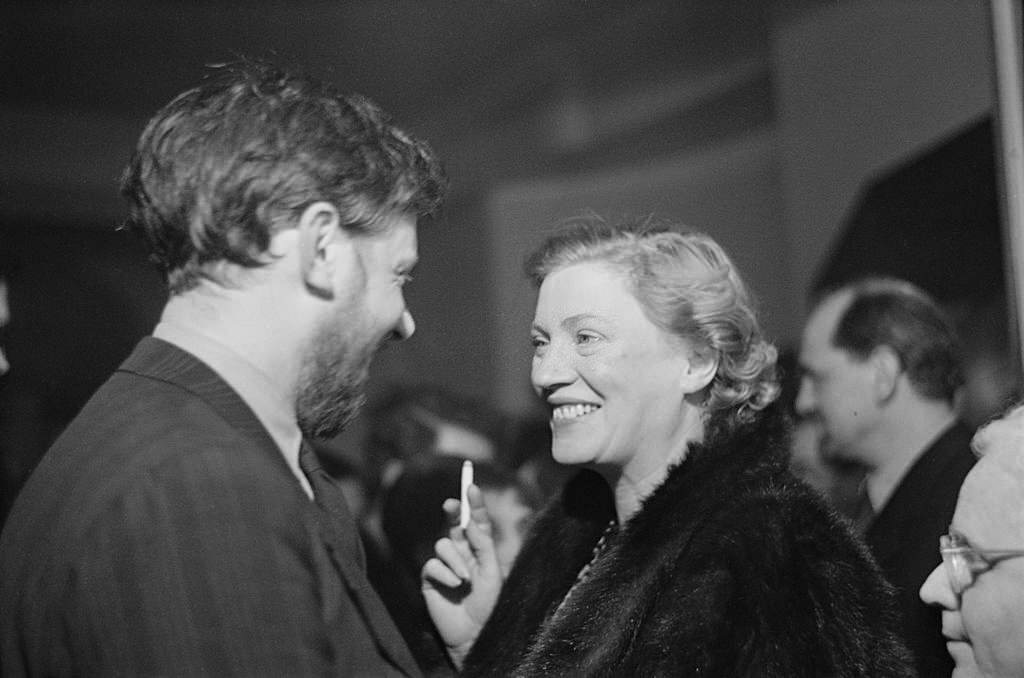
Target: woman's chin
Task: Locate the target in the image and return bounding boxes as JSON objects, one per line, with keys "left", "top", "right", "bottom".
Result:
{"left": 550, "top": 450, "right": 588, "bottom": 467}
{"left": 549, "top": 441, "right": 593, "bottom": 467}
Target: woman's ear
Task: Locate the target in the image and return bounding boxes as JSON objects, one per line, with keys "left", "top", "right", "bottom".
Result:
{"left": 296, "top": 201, "right": 342, "bottom": 298}
{"left": 681, "top": 351, "right": 718, "bottom": 394}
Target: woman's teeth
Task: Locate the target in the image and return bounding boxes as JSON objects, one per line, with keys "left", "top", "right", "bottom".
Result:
{"left": 552, "top": 403, "right": 599, "bottom": 421}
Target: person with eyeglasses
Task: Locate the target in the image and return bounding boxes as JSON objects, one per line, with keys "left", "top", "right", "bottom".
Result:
{"left": 920, "top": 401, "right": 1024, "bottom": 677}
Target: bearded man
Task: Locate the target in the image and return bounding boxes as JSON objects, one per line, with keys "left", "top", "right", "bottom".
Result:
{"left": 0, "top": 59, "right": 445, "bottom": 677}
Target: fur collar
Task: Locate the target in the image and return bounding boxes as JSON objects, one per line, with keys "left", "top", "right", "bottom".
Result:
{"left": 464, "top": 410, "right": 793, "bottom": 676}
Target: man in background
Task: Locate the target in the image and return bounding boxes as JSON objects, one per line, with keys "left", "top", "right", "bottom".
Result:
{"left": 0, "top": 59, "right": 446, "bottom": 676}
{"left": 920, "top": 402, "right": 1024, "bottom": 677}
{"left": 0, "top": 239, "right": 11, "bottom": 378}
{"left": 0, "top": 241, "right": 17, "bottom": 523}
{"left": 797, "top": 277, "right": 975, "bottom": 678}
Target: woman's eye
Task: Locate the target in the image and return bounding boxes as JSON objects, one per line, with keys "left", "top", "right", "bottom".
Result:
{"left": 576, "top": 332, "right": 599, "bottom": 345}
{"left": 530, "top": 335, "right": 547, "bottom": 349}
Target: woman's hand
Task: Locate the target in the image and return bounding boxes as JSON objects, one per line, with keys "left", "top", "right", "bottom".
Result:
{"left": 421, "top": 484, "right": 503, "bottom": 669}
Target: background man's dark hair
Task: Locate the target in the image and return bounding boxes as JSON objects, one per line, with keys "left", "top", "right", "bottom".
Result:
{"left": 829, "top": 277, "right": 964, "bottom": 403}
{"left": 121, "top": 57, "right": 446, "bottom": 294}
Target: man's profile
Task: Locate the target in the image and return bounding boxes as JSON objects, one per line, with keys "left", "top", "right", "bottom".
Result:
{"left": 0, "top": 58, "right": 445, "bottom": 676}
{"left": 920, "top": 402, "right": 1024, "bottom": 677}
{"left": 797, "top": 277, "right": 974, "bottom": 677}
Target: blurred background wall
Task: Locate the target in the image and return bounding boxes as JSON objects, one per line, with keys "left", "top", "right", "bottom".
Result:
{"left": 0, "top": 0, "right": 1015, "bottom": 504}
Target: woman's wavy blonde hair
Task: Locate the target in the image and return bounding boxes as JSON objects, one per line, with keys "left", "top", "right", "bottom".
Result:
{"left": 526, "top": 215, "right": 779, "bottom": 436}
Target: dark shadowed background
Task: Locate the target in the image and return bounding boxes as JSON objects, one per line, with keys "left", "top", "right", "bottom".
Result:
{"left": 1, "top": 1, "right": 1018, "bottom": 517}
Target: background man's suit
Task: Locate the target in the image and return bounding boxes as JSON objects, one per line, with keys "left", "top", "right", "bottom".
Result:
{"left": 0, "top": 337, "right": 420, "bottom": 676}
{"left": 865, "top": 421, "right": 975, "bottom": 678}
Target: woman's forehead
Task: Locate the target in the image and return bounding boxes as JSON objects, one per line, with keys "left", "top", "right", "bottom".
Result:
{"left": 536, "top": 263, "right": 642, "bottom": 319}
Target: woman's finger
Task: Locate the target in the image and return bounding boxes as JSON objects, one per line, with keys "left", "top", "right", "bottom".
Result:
{"left": 442, "top": 497, "right": 461, "bottom": 522}
{"left": 463, "top": 512, "right": 499, "bottom": 573}
{"left": 421, "top": 556, "right": 464, "bottom": 589}
{"left": 433, "top": 537, "right": 471, "bottom": 581}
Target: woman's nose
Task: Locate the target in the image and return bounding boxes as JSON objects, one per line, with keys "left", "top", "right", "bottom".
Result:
{"left": 531, "top": 342, "right": 574, "bottom": 392}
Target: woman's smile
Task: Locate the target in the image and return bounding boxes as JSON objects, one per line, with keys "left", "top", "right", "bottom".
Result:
{"left": 551, "top": 403, "right": 601, "bottom": 422}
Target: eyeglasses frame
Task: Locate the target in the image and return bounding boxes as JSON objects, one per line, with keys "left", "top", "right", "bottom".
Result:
{"left": 939, "top": 532, "right": 1024, "bottom": 595}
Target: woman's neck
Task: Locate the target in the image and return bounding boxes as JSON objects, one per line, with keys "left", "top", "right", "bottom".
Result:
{"left": 608, "top": 406, "right": 705, "bottom": 522}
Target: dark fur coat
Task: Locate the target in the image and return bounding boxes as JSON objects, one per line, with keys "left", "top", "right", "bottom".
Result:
{"left": 463, "top": 412, "right": 915, "bottom": 677}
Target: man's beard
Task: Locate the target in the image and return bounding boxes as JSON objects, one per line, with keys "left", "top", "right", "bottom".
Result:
{"left": 296, "top": 314, "right": 379, "bottom": 440}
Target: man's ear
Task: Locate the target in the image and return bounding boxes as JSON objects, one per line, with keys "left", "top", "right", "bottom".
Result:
{"left": 870, "top": 345, "right": 901, "bottom": 402}
{"left": 681, "top": 351, "right": 718, "bottom": 394}
{"left": 296, "top": 201, "right": 343, "bottom": 298}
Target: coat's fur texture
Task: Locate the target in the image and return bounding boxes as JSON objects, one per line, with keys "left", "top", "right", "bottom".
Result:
{"left": 463, "top": 411, "right": 915, "bottom": 677}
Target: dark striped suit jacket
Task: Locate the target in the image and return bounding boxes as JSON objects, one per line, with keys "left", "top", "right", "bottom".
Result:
{"left": 0, "top": 337, "right": 420, "bottom": 677}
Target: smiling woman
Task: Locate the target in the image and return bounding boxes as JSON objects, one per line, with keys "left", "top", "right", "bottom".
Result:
{"left": 529, "top": 257, "right": 720, "bottom": 513}
{"left": 423, "top": 214, "right": 916, "bottom": 676}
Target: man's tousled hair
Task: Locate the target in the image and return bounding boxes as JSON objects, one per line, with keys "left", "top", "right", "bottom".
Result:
{"left": 121, "top": 57, "right": 446, "bottom": 293}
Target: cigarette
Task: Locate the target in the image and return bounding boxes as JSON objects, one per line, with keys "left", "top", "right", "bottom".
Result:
{"left": 459, "top": 460, "right": 473, "bottom": 529}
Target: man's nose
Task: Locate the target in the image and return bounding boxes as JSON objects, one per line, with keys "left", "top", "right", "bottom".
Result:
{"left": 392, "top": 309, "right": 415, "bottom": 341}
{"left": 920, "top": 562, "right": 957, "bottom": 610}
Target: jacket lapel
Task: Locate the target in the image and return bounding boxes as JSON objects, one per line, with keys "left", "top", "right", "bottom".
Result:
{"left": 120, "top": 338, "right": 420, "bottom": 677}
{"left": 866, "top": 423, "right": 965, "bottom": 559}
{"left": 314, "top": 512, "right": 420, "bottom": 676}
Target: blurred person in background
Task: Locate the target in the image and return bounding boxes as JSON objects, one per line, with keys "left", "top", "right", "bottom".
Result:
{"left": 775, "top": 348, "right": 870, "bottom": 527}
{"left": 378, "top": 455, "right": 537, "bottom": 676}
{"left": 0, "top": 230, "right": 18, "bottom": 377}
{"left": 788, "top": 416, "right": 872, "bottom": 530}
{"left": 360, "top": 385, "right": 503, "bottom": 564}
{"left": 364, "top": 384, "right": 502, "bottom": 496}
{"left": 0, "top": 238, "right": 17, "bottom": 523}
{"left": 920, "top": 402, "right": 1024, "bottom": 678}
{"left": 0, "top": 261, "right": 9, "bottom": 378}
{"left": 423, "top": 216, "right": 913, "bottom": 676}
{"left": 797, "top": 276, "right": 974, "bottom": 677}
{"left": 0, "top": 58, "right": 445, "bottom": 676}
{"left": 503, "top": 413, "right": 576, "bottom": 505}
